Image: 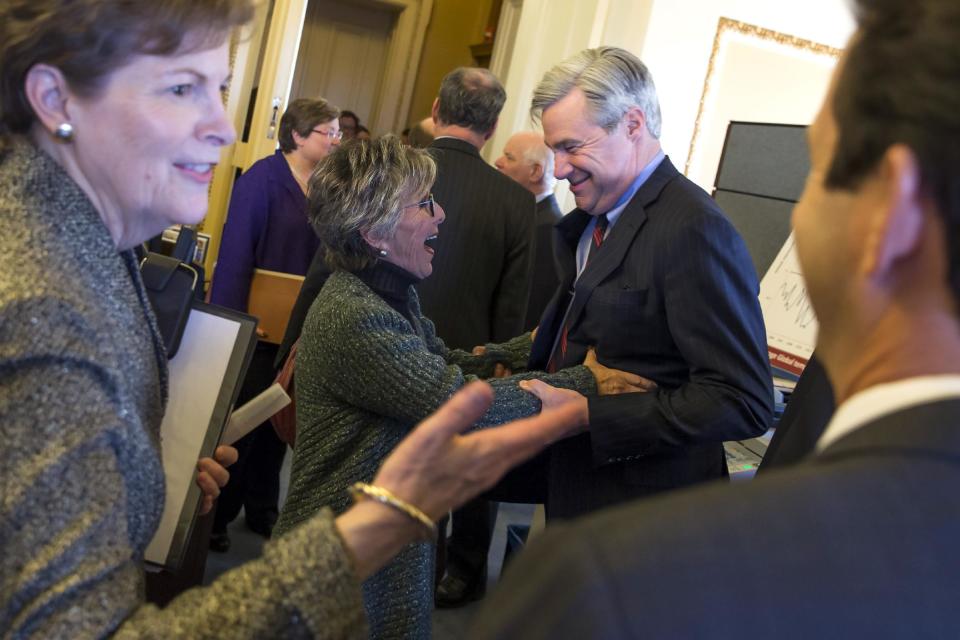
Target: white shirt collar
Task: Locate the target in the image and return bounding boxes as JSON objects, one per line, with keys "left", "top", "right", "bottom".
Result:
{"left": 816, "top": 374, "right": 960, "bottom": 452}
{"left": 535, "top": 190, "right": 553, "bottom": 203}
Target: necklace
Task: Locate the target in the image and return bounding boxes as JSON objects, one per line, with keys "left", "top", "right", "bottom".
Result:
{"left": 292, "top": 170, "right": 309, "bottom": 194}
{"left": 284, "top": 153, "right": 312, "bottom": 195}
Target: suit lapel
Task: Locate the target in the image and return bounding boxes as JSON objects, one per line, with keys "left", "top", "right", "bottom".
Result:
{"left": 554, "top": 210, "right": 590, "bottom": 279}
{"left": 529, "top": 212, "right": 589, "bottom": 367}
{"left": 562, "top": 158, "right": 679, "bottom": 331}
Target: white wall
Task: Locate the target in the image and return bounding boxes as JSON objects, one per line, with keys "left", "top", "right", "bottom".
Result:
{"left": 639, "top": 0, "right": 854, "bottom": 177}
{"left": 490, "top": 0, "right": 855, "bottom": 212}
{"left": 485, "top": 0, "right": 619, "bottom": 210}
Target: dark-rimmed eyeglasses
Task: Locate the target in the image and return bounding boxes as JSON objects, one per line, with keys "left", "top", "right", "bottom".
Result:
{"left": 401, "top": 193, "right": 435, "bottom": 217}
{"left": 311, "top": 128, "right": 343, "bottom": 140}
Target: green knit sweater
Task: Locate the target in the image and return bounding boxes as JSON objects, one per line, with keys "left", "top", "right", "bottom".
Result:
{"left": 275, "top": 269, "right": 596, "bottom": 639}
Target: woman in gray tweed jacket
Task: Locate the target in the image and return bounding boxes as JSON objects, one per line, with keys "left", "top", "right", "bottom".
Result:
{"left": 1, "top": 2, "right": 588, "bottom": 637}
{"left": 274, "top": 137, "right": 643, "bottom": 639}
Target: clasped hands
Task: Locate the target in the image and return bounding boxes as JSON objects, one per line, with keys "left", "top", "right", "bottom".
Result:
{"left": 475, "top": 329, "right": 654, "bottom": 395}
{"left": 471, "top": 328, "right": 655, "bottom": 431}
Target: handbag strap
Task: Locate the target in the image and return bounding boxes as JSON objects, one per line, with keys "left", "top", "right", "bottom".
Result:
{"left": 140, "top": 253, "right": 198, "bottom": 292}
{"left": 171, "top": 226, "right": 197, "bottom": 263}
{"left": 139, "top": 253, "right": 198, "bottom": 359}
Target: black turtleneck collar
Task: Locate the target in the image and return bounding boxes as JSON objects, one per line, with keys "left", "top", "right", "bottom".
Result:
{"left": 355, "top": 259, "right": 420, "bottom": 323}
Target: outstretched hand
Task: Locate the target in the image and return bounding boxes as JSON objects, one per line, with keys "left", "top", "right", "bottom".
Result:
{"left": 336, "top": 382, "right": 585, "bottom": 580}
{"left": 373, "top": 381, "right": 583, "bottom": 521}
{"left": 584, "top": 348, "right": 657, "bottom": 395}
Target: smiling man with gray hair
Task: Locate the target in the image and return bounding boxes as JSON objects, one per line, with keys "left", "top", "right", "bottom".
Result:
{"left": 415, "top": 66, "right": 535, "bottom": 356}
{"left": 512, "top": 46, "right": 774, "bottom": 520}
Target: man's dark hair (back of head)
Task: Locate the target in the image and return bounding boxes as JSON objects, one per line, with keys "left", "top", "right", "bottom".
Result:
{"left": 436, "top": 67, "right": 505, "bottom": 136}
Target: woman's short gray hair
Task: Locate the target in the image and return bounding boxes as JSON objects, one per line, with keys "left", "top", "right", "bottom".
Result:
{"left": 308, "top": 135, "right": 436, "bottom": 271}
{"left": 530, "top": 46, "right": 662, "bottom": 138}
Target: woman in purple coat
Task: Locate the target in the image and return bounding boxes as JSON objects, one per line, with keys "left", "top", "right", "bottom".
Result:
{"left": 209, "top": 98, "right": 342, "bottom": 550}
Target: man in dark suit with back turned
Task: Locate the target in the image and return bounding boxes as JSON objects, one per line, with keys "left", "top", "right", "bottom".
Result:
{"left": 495, "top": 130, "right": 564, "bottom": 330}
{"left": 472, "top": 1, "right": 960, "bottom": 635}
{"left": 420, "top": 67, "right": 537, "bottom": 606}
{"left": 514, "top": 47, "right": 773, "bottom": 520}
{"left": 416, "top": 67, "right": 535, "bottom": 349}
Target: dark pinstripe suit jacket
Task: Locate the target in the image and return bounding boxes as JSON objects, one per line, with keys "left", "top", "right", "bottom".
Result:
{"left": 473, "top": 398, "right": 960, "bottom": 639}
{"left": 525, "top": 193, "right": 564, "bottom": 331}
{"left": 415, "top": 137, "right": 536, "bottom": 350}
{"left": 529, "top": 157, "right": 774, "bottom": 518}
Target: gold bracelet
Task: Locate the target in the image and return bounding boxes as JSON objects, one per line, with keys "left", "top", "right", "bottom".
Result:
{"left": 348, "top": 482, "right": 437, "bottom": 541}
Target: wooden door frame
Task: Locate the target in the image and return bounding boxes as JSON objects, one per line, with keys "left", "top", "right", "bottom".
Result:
{"left": 202, "top": 0, "right": 309, "bottom": 276}
{"left": 364, "top": 0, "right": 434, "bottom": 135}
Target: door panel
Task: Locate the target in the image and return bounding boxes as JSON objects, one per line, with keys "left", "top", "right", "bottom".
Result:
{"left": 291, "top": 0, "right": 396, "bottom": 132}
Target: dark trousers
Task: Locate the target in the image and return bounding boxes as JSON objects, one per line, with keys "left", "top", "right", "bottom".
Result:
{"left": 443, "top": 452, "right": 549, "bottom": 581}
{"left": 213, "top": 342, "right": 287, "bottom": 534}
{"left": 445, "top": 500, "right": 497, "bottom": 581}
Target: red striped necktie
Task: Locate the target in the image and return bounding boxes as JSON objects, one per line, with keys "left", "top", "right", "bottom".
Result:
{"left": 547, "top": 214, "right": 609, "bottom": 373}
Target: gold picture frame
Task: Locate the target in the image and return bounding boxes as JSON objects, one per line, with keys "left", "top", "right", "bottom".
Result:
{"left": 685, "top": 18, "right": 842, "bottom": 189}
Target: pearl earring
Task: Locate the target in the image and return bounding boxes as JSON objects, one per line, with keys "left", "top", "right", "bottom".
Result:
{"left": 378, "top": 249, "right": 388, "bottom": 257}
{"left": 54, "top": 122, "right": 74, "bottom": 142}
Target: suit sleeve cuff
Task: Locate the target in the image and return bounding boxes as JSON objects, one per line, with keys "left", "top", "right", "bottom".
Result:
{"left": 587, "top": 394, "right": 654, "bottom": 467}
